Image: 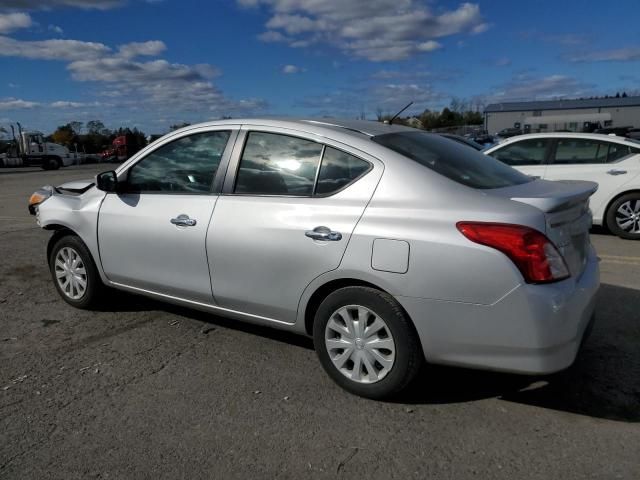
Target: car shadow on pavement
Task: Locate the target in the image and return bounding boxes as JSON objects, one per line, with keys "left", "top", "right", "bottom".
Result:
{"left": 400, "top": 283, "right": 640, "bottom": 422}
{"left": 98, "top": 289, "right": 315, "bottom": 351}
{"left": 100, "top": 284, "right": 638, "bottom": 422}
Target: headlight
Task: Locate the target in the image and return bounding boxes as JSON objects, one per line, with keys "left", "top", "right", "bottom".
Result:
{"left": 28, "top": 186, "right": 53, "bottom": 215}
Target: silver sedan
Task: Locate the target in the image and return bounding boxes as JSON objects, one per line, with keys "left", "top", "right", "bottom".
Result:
{"left": 29, "top": 119, "right": 599, "bottom": 399}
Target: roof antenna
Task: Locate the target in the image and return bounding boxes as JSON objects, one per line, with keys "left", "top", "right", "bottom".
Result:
{"left": 386, "top": 101, "right": 413, "bottom": 125}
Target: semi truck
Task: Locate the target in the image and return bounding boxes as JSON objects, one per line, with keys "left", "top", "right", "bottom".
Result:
{"left": 0, "top": 123, "right": 76, "bottom": 170}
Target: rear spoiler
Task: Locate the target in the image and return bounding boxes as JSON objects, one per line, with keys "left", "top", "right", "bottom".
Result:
{"left": 492, "top": 179, "right": 598, "bottom": 213}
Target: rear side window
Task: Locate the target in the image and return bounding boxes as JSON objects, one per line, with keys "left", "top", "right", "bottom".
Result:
{"left": 372, "top": 132, "right": 531, "bottom": 189}
{"left": 127, "top": 131, "right": 230, "bottom": 193}
{"left": 235, "top": 132, "right": 323, "bottom": 196}
{"left": 489, "top": 139, "right": 550, "bottom": 166}
{"left": 315, "top": 147, "right": 370, "bottom": 195}
{"left": 553, "top": 139, "right": 607, "bottom": 164}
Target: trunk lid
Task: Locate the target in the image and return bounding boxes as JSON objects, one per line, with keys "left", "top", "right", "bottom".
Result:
{"left": 490, "top": 179, "right": 598, "bottom": 277}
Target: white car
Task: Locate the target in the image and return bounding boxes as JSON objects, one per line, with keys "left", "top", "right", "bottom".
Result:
{"left": 485, "top": 133, "right": 640, "bottom": 239}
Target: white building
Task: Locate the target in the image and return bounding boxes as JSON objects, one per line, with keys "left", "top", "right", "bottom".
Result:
{"left": 484, "top": 96, "right": 640, "bottom": 134}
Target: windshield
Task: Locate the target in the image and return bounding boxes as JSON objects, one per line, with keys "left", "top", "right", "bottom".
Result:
{"left": 372, "top": 131, "right": 532, "bottom": 189}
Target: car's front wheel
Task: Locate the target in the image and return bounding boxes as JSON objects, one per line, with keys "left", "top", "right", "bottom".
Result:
{"left": 49, "top": 235, "right": 104, "bottom": 308}
{"left": 313, "top": 286, "right": 422, "bottom": 399}
{"left": 606, "top": 192, "right": 640, "bottom": 240}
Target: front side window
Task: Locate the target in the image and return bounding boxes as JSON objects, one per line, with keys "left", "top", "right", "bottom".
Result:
{"left": 490, "top": 139, "right": 551, "bottom": 166}
{"left": 315, "top": 147, "right": 370, "bottom": 195}
{"left": 373, "top": 132, "right": 531, "bottom": 189}
{"left": 234, "top": 132, "right": 323, "bottom": 195}
{"left": 127, "top": 131, "right": 230, "bottom": 193}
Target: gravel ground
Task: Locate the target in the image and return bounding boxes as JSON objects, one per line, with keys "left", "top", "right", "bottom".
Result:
{"left": 1, "top": 165, "right": 639, "bottom": 479}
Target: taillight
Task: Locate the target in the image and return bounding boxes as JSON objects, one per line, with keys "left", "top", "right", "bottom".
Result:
{"left": 456, "top": 222, "right": 570, "bottom": 284}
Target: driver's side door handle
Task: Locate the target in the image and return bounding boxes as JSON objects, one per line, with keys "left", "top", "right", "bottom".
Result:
{"left": 607, "top": 169, "right": 627, "bottom": 176}
{"left": 305, "top": 226, "right": 342, "bottom": 241}
{"left": 170, "top": 214, "right": 197, "bottom": 227}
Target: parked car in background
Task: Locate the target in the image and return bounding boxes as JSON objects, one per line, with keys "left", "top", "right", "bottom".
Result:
{"left": 594, "top": 126, "right": 633, "bottom": 137}
{"left": 438, "top": 133, "right": 485, "bottom": 151}
{"left": 485, "top": 132, "right": 640, "bottom": 239}
{"left": 29, "top": 119, "right": 599, "bottom": 399}
{"left": 625, "top": 128, "right": 640, "bottom": 140}
{"left": 497, "top": 127, "right": 523, "bottom": 138}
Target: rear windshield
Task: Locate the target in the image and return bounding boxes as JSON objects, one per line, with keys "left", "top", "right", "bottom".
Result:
{"left": 372, "top": 131, "right": 532, "bottom": 189}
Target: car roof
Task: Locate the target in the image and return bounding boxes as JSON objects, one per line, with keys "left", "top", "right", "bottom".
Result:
{"left": 170, "top": 117, "right": 415, "bottom": 140}
{"left": 493, "top": 132, "right": 639, "bottom": 147}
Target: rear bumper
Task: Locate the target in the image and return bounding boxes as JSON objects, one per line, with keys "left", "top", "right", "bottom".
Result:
{"left": 396, "top": 246, "right": 600, "bottom": 375}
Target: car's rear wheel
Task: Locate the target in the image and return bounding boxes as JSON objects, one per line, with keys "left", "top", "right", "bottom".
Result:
{"left": 49, "top": 235, "right": 104, "bottom": 308}
{"left": 313, "top": 286, "right": 422, "bottom": 399}
{"left": 606, "top": 193, "right": 640, "bottom": 240}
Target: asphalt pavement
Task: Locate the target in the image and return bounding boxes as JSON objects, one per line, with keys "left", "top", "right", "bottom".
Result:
{"left": 1, "top": 165, "right": 639, "bottom": 479}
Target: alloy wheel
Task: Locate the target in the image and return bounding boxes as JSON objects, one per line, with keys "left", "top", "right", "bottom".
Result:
{"left": 615, "top": 199, "right": 640, "bottom": 234}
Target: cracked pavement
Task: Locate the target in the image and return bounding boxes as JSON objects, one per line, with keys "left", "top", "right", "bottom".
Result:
{"left": 1, "top": 165, "right": 639, "bottom": 479}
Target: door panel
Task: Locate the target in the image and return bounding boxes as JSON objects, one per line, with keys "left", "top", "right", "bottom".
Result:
{"left": 97, "top": 128, "right": 237, "bottom": 302}
{"left": 99, "top": 194, "right": 217, "bottom": 302}
{"left": 207, "top": 129, "right": 382, "bottom": 323}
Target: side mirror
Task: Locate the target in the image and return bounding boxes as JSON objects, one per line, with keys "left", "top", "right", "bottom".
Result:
{"left": 96, "top": 170, "right": 118, "bottom": 192}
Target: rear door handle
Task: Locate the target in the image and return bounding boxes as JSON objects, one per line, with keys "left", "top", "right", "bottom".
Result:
{"left": 170, "top": 214, "right": 197, "bottom": 227}
{"left": 607, "top": 169, "right": 627, "bottom": 176}
{"left": 305, "top": 226, "right": 342, "bottom": 241}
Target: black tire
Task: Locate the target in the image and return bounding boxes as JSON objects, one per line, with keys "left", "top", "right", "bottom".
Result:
{"left": 605, "top": 192, "right": 640, "bottom": 240}
{"left": 313, "top": 286, "right": 423, "bottom": 399}
{"left": 48, "top": 234, "right": 104, "bottom": 309}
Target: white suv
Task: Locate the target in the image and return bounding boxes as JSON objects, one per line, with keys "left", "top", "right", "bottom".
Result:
{"left": 485, "top": 132, "right": 640, "bottom": 239}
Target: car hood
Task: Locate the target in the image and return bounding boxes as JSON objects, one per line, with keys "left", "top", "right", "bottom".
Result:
{"left": 56, "top": 178, "right": 95, "bottom": 194}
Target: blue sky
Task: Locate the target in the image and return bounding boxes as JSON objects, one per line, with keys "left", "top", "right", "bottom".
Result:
{"left": 1, "top": 0, "right": 639, "bottom": 134}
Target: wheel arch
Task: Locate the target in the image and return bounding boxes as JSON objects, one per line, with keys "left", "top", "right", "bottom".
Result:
{"left": 303, "top": 277, "right": 415, "bottom": 336}
{"left": 45, "top": 225, "right": 81, "bottom": 260}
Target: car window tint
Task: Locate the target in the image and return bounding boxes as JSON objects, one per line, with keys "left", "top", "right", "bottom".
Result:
{"left": 607, "top": 143, "right": 633, "bottom": 162}
{"left": 372, "top": 132, "right": 531, "bottom": 190}
{"left": 235, "top": 132, "right": 323, "bottom": 196}
{"left": 315, "top": 147, "right": 370, "bottom": 195}
{"left": 489, "top": 139, "right": 550, "bottom": 166}
{"left": 553, "top": 139, "right": 607, "bottom": 164}
{"left": 127, "top": 131, "right": 230, "bottom": 193}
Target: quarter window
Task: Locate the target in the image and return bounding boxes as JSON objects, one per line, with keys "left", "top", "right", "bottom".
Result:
{"left": 315, "top": 147, "right": 370, "bottom": 195}
{"left": 607, "top": 143, "right": 633, "bottom": 162}
{"left": 490, "top": 139, "right": 551, "bottom": 166}
{"left": 235, "top": 132, "right": 323, "bottom": 196}
{"left": 127, "top": 131, "right": 230, "bottom": 193}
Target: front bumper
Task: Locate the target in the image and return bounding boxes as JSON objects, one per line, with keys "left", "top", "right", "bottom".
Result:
{"left": 396, "top": 246, "right": 600, "bottom": 375}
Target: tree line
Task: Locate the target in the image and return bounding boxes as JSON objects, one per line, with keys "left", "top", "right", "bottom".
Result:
{"left": 376, "top": 97, "right": 485, "bottom": 130}
{"left": 48, "top": 120, "right": 148, "bottom": 154}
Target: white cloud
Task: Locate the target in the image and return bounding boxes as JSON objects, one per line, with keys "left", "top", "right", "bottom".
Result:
{"left": 487, "top": 74, "right": 592, "bottom": 101}
{"left": 0, "top": 32, "right": 266, "bottom": 124}
{"left": 0, "top": 1, "right": 122, "bottom": 10}
{"left": 48, "top": 24, "right": 64, "bottom": 34}
{"left": 567, "top": 47, "right": 640, "bottom": 63}
{"left": 50, "top": 100, "right": 103, "bottom": 108}
{"left": 0, "top": 36, "right": 111, "bottom": 61}
{"left": 242, "top": 0, "right": 487, "bottom": 61}
{"left": 117, "top": 40, "right": 166, "bottom": 58}
{"left": 0, "top": 97, "right": 39, "bottom": 109}
{"left": 282, "top": 64, "right": 303, "bottom": 74}
{"left": 0, "top": 12, "right": 32, "bottom": 34}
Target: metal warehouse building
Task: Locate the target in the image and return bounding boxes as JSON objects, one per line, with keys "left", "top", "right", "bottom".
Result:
{"left": 484, "top": 96, "right": 640, "bottom": 134}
